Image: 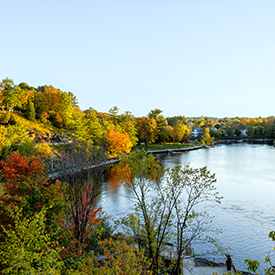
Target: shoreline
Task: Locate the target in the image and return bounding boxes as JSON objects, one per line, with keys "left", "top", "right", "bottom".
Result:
{"left": 48, "top": 139, "right": 273, "bottom": 181}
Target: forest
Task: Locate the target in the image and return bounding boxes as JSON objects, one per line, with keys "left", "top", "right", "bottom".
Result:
{"left": 0, "top": 77, "right": 274, "bottom": 274}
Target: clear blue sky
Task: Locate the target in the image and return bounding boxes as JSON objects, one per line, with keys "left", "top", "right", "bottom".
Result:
{"left": 1, "top": 0, "right": 275, "bottom": 118}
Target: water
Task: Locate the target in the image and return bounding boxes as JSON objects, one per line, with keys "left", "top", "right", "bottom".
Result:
{"left": 99, "top": 143, "right": 275, "bottom": 271}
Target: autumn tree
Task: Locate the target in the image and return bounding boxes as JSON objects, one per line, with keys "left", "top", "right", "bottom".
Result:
{"left": 58, "top": 142, "right": 107, "bottom": 246}
{"left": 0, "top": 152, "right": 64, "bottom": 242}
{"left": 116, "top": 150, "right": 222, "bottom": 275}
{"left": 136, "top": 117, "right": 157, "bottom": 145}
{"left": 106, "top": 126, "right": 133, "bottom": 157}
{"left": 34, "top": 85, "right": 74, "bottom": 127}
{"left": 166, "top": 125, "right": 174, "bottom": 143}
{"left": 69, "top": 107, "right": 104, "bottom": 143}
{"left": 172, "top": 119, "right": 190, "bottom": 143}
{"left": 201, "top": 127, "right": 213, "bottom": 145}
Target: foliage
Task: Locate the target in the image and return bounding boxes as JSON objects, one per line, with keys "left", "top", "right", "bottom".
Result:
{"left": 118, "top": 111, "right": 138, "bottom": 147}
{"left": 58, "top": 142, "right": 107, "bottom": 245}
{"left": 25, "top": 98, "right": 36, "bottom": 121}
{"left": 0, "top": 152, "right": 64, "bottom": 242}
{"left": 172, "top": 119, "right": 190, "bottom": 143}
{"left": 86, "top": 211, "right": 114, "bottom": 253}
{"left": 136, "top": 117, "right": 157, "bottom": 145}
{"left": 0, "top": 206, "right": 64, "bottom": 274}
{"left": 115, "top": 150, "right": 222, "bottom": 275}
{"left": 35, "top": 85, "right": 73, "bottom": 128}
{"left": 148, "top": 109, "right": 168, "bottom": 143}
{"left": 35, "top": 142, "right": 53, "bottom": 158}
{"left": 0, "top": 78, "right": 24, "bottom": 112}
{"left": 106, "top": 126, "right": 133, "bottom": 158}
{"left": 201, "top": 127, "right": 213, "bottom": 145}
{"left": 244, "top": 231, "right": 275, "bottom": 275}
{"left": 85, "top": 108, "right": 104, "bottom": 144}
{"left": 0, "top": 128, "right": 36, "bottom": 159}
{"left": 76, "top": 238, "right": 152, "bottom": 275}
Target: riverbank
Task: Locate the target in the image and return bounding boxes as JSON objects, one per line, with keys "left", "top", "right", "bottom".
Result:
{"left": 214, "top": 138, "right": 273, "bottom": 144}
{"left": 48, "top": 139, "right": 273, "bottom": 181}
{"left": 147, "top": 145, "right": 203, "bottom": 154}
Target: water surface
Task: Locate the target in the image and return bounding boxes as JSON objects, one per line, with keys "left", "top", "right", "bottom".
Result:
{"left": 100, "top": 143, "right": 275, "bottom": 271}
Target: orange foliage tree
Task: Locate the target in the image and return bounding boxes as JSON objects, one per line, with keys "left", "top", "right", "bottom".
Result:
{"left": 106, "top": 126, "right": 133, "bottom": 157}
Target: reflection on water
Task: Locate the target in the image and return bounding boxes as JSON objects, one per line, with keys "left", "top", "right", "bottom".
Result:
{"left": 99, "top": 143, "right": 275, "bottom": 271}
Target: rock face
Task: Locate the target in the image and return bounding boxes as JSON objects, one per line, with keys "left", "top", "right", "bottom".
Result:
{"left": 32, "top": 131, "right": 72, "bottom": 143}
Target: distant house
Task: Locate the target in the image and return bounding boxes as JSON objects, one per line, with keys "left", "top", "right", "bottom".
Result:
{"left": 191, "top": 128, "right": 202, "bottom": 138}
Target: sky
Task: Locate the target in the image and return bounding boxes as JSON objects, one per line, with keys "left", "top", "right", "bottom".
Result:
{"left": 1, "top": 0, "right": 275, "bottom": 118}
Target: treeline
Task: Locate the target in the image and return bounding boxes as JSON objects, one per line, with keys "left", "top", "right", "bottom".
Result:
{"left": 1, "top": 77, "right": 275, "bottom": 159}
{"left": 1, "top": 78, "right": 274, "bottom": 274}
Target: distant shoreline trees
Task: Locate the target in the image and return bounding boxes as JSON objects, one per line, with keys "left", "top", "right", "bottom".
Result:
{"left": 1, "top": 77, "right": 275, "bottom": 160}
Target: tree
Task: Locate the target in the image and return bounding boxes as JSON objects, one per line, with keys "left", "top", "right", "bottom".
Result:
{"left": 0, "top": 207, "right": 64, "bottom": 274}
{"left": 34, "top": 85, "right": 74, "bottom": 127}
{"left": 58, "top": 142, "right": 107, "bottom": 246}
{"left": 25, "top": 98, "right": 36, "bottom": 121}
{"left": 0, "top": 152, "right": 64, "bottom": 243}
{"left": 136, "top": 117, "right": 157, "bottom": 145}
{"left": 201, "top": 127, "right": 213, "bottom": 145}
{"left": 69, "top": 107, "right": 90, "bottom": 142}
{"left": 0, "top": 122, "right": 34, "bottom": 157}
{"left": 85, "top": 108, "right": 104, "bottom": 144}
{"left": 118, "top": 111, "right": 138, "bottom": 147}
{"left": 0, "top": 78, "right": 24, "bottom": 112}
{"left": 116, "top": 151, "right": 222, "bottom": 275}
{"left": 172, "top": 119, "right": 190, "bottom": 143}
{"left": 148, "top": 109, "right": 168, "bottom": 143}
{"left": 106, "top": 126, "right": 133, "bottom": 157}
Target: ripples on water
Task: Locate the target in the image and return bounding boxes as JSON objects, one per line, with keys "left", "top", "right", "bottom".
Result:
{"left": 100, "top": 143, "right": 275, "bottom": 271}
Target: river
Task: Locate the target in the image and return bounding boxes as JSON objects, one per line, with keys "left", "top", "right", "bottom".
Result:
{"left": 99, "top": 143, "right": 275, "bottom": 271}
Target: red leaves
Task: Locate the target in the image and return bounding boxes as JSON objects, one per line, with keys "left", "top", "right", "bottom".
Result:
{"left": 0, "top": 151, "right": 45, "bottom": 185}
{"left": 0, "top": 152, "right": 64, "bottom": 244}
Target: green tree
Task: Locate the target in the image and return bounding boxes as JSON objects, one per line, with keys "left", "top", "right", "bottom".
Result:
{"left": 85, "top": 108, "right": 104, "bottom": 144}
{"left": 25, "top": 98, "right": 36, "bottom": 121}
{"left": 148, "top": 109, "right": 168, "bottom": 143}
{"left": 0, "top": 207, "right": 64, "bottom": 274}
{"left": 116, "top": 151, "right": 222, "bottom": 275}
{"left": 118, "top": 111, "right": 138, "bottom": 146}
{"left": 0, "top": 121, "right": 35, "bottom": 158}
{"left": 0, "top": 78, "right": 24, "bottom": 113}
